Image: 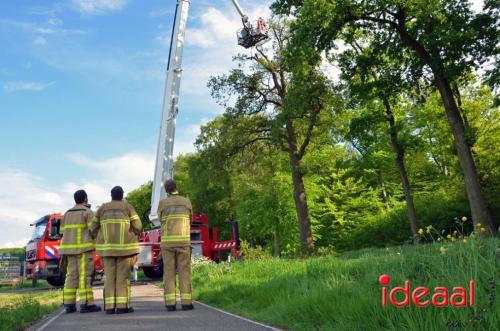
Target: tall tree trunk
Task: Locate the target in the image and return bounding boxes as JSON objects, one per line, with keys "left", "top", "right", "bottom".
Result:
{"left": 396, "top": 22, "right": 497, "bottom": 235}
{"left": 286, "top": 120, "right": 315, "bottom": 256}
{"left": 377, "top": 169, "right": 390, "bottom": 211}
{"left": 434, "top": 74, "right": 496, "bottom": 234}
{"left": 268, "top": 157, "right": 282, "bottom": 257}
{"left": 453, "top": 83, "right": 471, "bottom": 129}
{"left": 382, "top": 98, "right": 420, "bottom": 242}
{"left": 274, "top": 217, "right": 281, "bottom": 257}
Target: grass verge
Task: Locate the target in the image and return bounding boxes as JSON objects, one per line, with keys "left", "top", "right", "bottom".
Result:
{"left": 0, "top": 279, "right": 51, "bottom": 292}
{"left": 192, "top": 238, "right": 499, "bottom": 330}
{"left": 0, "top": 290, "right": 61, "bottom": 331}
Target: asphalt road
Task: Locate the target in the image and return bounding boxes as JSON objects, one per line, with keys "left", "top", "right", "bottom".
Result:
{"left": 27, "top": 283, "right": 281, "bottom": 331}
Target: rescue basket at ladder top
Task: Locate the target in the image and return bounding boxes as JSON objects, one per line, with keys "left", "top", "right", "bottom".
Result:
{"left": 237, "top": 17, "right": 270, "bottom": 48}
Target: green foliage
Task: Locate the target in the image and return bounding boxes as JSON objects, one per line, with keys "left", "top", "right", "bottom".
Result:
{"left": 239, "top": 241, "right": 272, "bottom": 261}
{"left": 125, "top": 1, "right": 500, "bottom": 256}
{"left": 350, "top": 191, "right": 470, "bottom": 249}
{"left": 174, "top": 153, "right": 234, "bottom": 238}
{"left": 0, "top": 291, "right": 61, "bottom": 331}
{"left": 125, "top": 181, "right": 153, "bottom": 229}
{"left": 0, "top": 248, "right": 24, "bottom": 255}
{"left": 193, "top": 238, "right": 500, "bottom": 331}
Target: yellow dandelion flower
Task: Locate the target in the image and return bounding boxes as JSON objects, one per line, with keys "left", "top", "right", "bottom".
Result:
{"left": 439, "top": 246, "right": 446, "bottom": 254}
{"left": 418, "top": 228, "right": 424, "bottom": 235}
{"left": 447, "top": 234, "right": 452, "bottom": 239}
{"left": 453, "top": 230, "right": 458, "bottom": 235}
{"left": 476, "top": 223, "right": 482, "bottom": 227}
{"left": 462, "top": 216, "right": 467, "bottom": 222}
{"left": 463, "top": 238, "right": 468, "bottom": 244}
{"left": 480, "top": 227, "right": 486, "bottom": 233}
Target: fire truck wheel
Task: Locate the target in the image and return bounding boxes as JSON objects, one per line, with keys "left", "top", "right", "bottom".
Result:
{"left": 142, "top": 267, "right": 163, "bottom": 279}
{"left": 47, "top": 275, "right": 65, "bottom": 287}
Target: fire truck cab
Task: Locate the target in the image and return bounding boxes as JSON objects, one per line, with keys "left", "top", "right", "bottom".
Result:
{"left": 25, "top": 213, "right": 103, "bottom": 287}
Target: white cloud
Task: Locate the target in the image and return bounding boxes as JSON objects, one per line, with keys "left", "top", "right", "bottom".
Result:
{"left": 48, "top": 18, "right": 63, "bottom": 26}
{"left": 67, "top": 152, "right": 154, "bottom": 185}
{"left": 72, "top": 0, "right": 128, "bottom": 14}
{"left": 3, "top": 81, "right": 54, "bottom": 93}
{"left": 34, "top": 36, "right": 47, "bottom": 45}
{"left": 0, "top": 18, "right": 87, "bottom": 36}
{"left": 61, "top": 117, "right": 206, "bottom": 204}
{"left": 66, "top": 152, "right": 154, "bottom": 202}
{"left": 2, "top": 238, "right": 30, "bottom": 249}
{"left": 173, "top": 119, "right": 209, "bottom": 156}
{"left": 0, "top": 169, "right": 69, "bottom": 249}
{"left": 186, "top": 8, "right": 241, "bottom": 49}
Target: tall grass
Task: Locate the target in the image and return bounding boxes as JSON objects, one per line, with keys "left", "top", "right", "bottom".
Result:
{"left": 0, "top": 290, "right": 61, "bottom": 331}
{"left": 193, "top": 238, "right": 499, "bottom": 330}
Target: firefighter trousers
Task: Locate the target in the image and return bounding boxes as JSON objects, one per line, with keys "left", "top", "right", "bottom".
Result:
{"left": 63, "top": 251, "right": 94, "bottom": 305}
{"left": 102, "top": 256, "right": 133, "bottom": 310}
{"left": 162, "top": 246, "right": 192, "bottom": 306}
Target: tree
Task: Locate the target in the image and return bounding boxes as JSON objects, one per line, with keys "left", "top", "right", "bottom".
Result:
{"left": 174, "top": 153, "right": 235, "bottom": 238}
{"left": 273, "top": 0, "right": 498, "bottom": 234}
{"left": 126, "top": 182, "right": 153, "bottom": 229}
{"left": 205, "top": 19, "right": 335, "bottom": 256}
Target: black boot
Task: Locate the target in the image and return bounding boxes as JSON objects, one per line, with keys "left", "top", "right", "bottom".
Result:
{"left": 105, "top": 309, "right": 116, "bottom": 314}
{"left": 182, "top": 304, "right": 194, "bottom": 311}
{"left": 80, "top": 304, "right": 102, "bottom": 313}
{"left": 64, "top": 304, "right": 77, "bottom": 313}
{"left": 116, "top": 307, "right": 134, "bottom": 314}
{"left": 166, "top": 305, "right": 176, "bottom": 311}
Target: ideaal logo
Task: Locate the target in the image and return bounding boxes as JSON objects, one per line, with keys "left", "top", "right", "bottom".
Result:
{"left": 379, "top": 274, "right": 475, "bottom": 307}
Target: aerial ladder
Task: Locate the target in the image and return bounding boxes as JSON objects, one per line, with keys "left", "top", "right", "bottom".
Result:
{"left": 149, "top": 0, "right": 269, "bottom": 223}
{"left": 136, "top": 0, "right": 269, "bottom": 276}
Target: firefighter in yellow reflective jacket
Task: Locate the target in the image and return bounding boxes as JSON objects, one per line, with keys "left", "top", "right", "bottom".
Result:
{"left": 158, "top": 179, "right": 193, "bottom": 311}
{"left": 59, "top": 190, "right": 101, "bottom": 314}
{"left": 90, "top": 186, "right": 142, "bottom": 314}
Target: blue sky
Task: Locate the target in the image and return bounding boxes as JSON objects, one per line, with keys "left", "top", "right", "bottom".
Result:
{"left": 0, "top": 0, "right": 271, "bottom": 247}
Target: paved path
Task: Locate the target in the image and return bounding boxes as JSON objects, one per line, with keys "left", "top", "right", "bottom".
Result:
{"left": 27, "top": 284, "right": 281, "bottom": 331}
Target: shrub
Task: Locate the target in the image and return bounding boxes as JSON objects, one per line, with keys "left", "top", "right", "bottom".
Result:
{"left": 239, "top": 240, "right": 272, "bottom": 261}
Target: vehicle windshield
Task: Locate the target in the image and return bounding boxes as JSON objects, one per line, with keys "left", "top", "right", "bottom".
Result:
{"left": 30, "top": 218, "right": 48, "bottom": 241}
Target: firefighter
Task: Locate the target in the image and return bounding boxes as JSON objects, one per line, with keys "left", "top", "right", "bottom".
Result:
{"left": 90, "top": 186, "right": 142, "bottom": 314}
{"left": 158, "top": 179, "right": 193, "bottom": 311}
{"left": 59, "top": 190, "right": 101, "bottom": 314}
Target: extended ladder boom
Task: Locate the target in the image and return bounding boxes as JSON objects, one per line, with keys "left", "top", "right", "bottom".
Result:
{"left": 150, "top": 0, "right": 189, "bottom": 224}
{"left": 231, "top": 0, "right": 245, "bottom": 17}
{"left": 150, "top": 0, "right": 269, "bottom": 224}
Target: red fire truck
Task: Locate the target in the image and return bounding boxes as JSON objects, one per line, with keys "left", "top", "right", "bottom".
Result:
{"left": 137, "top": 212, "right": 240, "bottom": 278}
{"left": 25, "top": 213, "right": 103, "bottom": 286}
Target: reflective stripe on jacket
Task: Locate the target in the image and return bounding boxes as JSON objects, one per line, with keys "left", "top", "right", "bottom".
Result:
{"left": 59, "top": 204, "right": 95, "bottom": 255}
{"left": 157, "top": 194, "right": 192, "bottom": 248}
{"left": 90, "top": 200, "right": 142, "bottom": 257}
